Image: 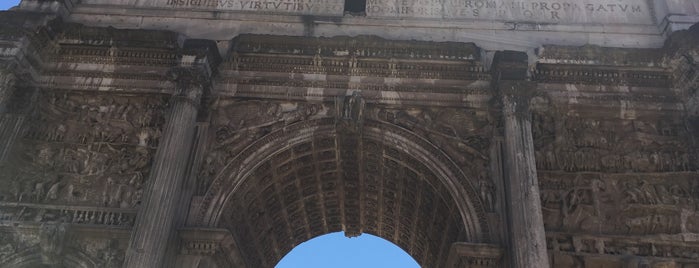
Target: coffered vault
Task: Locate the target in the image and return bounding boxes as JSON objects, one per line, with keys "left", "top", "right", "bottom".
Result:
{"left": 0, "top": 1, "right": 698, "bottom": 268}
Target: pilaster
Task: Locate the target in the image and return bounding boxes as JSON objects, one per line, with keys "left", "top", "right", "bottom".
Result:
{"left": 124, "top": 40, "right": 219, "bottom": 268}
{"left": 494, "top": 51, "right": 550, "bottom": 268}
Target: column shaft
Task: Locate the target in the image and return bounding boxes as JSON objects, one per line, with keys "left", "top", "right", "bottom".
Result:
{"left": 502, "top": 95, "right": 550, "bottom": 268}
{"left": 0, "top": 70, "right": 22, "bottom": 164}
{"left": 124, "top": 91, "right": 201, "bottom": 268}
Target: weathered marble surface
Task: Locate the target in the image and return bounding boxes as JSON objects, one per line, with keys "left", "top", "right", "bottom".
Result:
{"left": 0, "top": 2, "right": 698, "bottom": 267}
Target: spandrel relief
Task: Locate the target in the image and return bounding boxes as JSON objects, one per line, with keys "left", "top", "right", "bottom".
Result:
{"left": 198, "top": 99, "right": 329, "bottom": 194}
{"left": 367, "top": 105, "right": 496, "bottom": 211}
{"left": 0, "top": 91, "right": 168, "bottom": 211}
{"left": 369, "top": 106, "right": 492, "bottom": 166}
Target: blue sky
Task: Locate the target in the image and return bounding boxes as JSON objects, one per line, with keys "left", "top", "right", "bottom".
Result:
{"left": 276, "top": 232, "right": 419, "bottom": 268}
{"left": 1, "top": 1, "right": 18, "bottom": 10}
{"left": 0, "top": 1, "right": 419, "bottom": 267}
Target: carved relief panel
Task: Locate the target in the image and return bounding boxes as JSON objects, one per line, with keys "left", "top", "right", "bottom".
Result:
{"left": 533, "top": 113, "right": 696, "bottom": 173}
{"left": 0, "top": 225, "right": 128, "bottom": 268}
{"left": 0, "top": 90, "right": 169, "bottom": 215}
{"left": 533, "top": 108, "right": 699, "bottom": 266}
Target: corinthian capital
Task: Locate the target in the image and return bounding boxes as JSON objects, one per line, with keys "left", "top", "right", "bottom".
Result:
{"left": 491, "top": 50, "right": 537, "bottom": 117}
{"left": 167, "top": 39, "right": 221, "bottom": 103}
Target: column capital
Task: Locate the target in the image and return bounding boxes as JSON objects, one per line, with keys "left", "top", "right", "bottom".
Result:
{"left": 167, "top": 39, "right": 222, "bottom": 102}
{"left": 166, "top": 66, "right": 207, "bottom": 103}
{"left": 0, "top": 67, "right": 17, "bottom": 114}
{"left": 445, "top": 243, "right": 504, "bottom": 268}
{"left": 177, "top": 228, "right": 247, "bottom": 267}
{"left": 178, "top": 228, "right": 229, "bottom": 256}
{"left": 491, "top": 50, "right": 538, "bottom": 117}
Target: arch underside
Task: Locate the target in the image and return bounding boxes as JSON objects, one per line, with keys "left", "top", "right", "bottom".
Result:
{"left": 220, "top": 132, "right": 467, "bottom": 267}
{"left": 225, "top": 134, "right": 464, "bottom": 267}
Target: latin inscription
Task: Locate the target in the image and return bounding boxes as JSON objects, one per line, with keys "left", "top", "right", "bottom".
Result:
{"left": 367, "top": 0, "right": 654, "bottom": 24}
{"left": 161, "top": 0, "right": 344, "bottom": 15}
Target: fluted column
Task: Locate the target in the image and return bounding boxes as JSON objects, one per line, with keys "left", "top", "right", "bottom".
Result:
{"left": 0, "top": 68, "right": 15, "bottom": 112}
{"left": 494, "top": 51, "right": 549, "bottom": 268}
{"left": 124, "top": 64, "right": 210, "bottom": 268}
{"left": 502, "top": 92, "right": 549, "bottom": 268}
{"left": 0, "top": 67, "right": 22, "bottom": 164}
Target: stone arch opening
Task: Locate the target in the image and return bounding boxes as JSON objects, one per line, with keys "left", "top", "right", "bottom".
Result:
{"left": 275, "top": 232, "right": 419, "bottom": 267}
{"left": 196, "top": 118, "right": 489, "bottom": 267}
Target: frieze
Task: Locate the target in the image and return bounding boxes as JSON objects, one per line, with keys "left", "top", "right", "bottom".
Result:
{"left": 219, "top": 78, "right": 491, "bottom": 95}
{"left": 547, "top": 232, "right": 699, "bottom": 265}
{"left": 537, "top": 45, "right": 664, "bottom": 67}
{"left": 229, "top": 35, "right": 480, "bottom": 60}
{"left": 223, "top": 35, "right": 488, "bottom": 83}
{"left": 533, "top": 114, "right": 697, "bottom": 173}
{"left": 229, "top": 53, "right": 487, "bottom": 80}
{"left": 539, "top": 172, "right": 699, "bottom": 236}
{"left": 42, "top": 71, "right": 165, "bottom": 82}
{"left": 44, "top": 43, "right": 179, "bottom": 67}
{"left": 534, "top": 65, "right": 672, "bottom": 87}
{"left": 0, "top": 202, "right": 138, "bottom": 227}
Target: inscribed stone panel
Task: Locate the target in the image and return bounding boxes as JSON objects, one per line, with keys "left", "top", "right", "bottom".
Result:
{"left": 81, "top": 0, "right": 345, "bottom": 16}
{"left": 366, "top": 0, "right": 655, "bottom": 24}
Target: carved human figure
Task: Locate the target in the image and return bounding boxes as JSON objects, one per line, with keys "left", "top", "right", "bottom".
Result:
{"left": 590, "top": 179, "right": 605, "bottom": 217}
{"left": 17, "top": 180, "right": 33, "bottom": 202}
{"left": 100, "top": 239, "right": 124, "bottom": 268}
{"left": 66, "top": 184, "right": 77, "bottom": 202}
{"left": 479, "top": 180, "right": 495, "bottom": 211}
{"left": 137, "top": 130, "right": 150, "bottom": 147}
{"left": 127, "top": 173, "right": 144, "bottom": 207}
{"left": 39, "top": 223, "right": 67, "bottom": 265}
{"left": 0, "top": 242, "right": 14, "bottom": 258}
{"left": 102, "top": 177, "right": 115, "bottom": 207}
{"left": 46, "top": 181, "right": 61, "bottom": 201}
{"left": 34, "top": 181, "right": 47, "bottom": 203}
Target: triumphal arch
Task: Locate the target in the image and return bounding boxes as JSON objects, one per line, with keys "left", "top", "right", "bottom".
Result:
{"left": 0, "top": 0, "right": 697, "bottom": 267}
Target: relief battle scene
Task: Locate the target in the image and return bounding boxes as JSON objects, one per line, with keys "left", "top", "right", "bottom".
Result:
{"left": 0, "top": 90, "right": 169, "bottom": 226}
